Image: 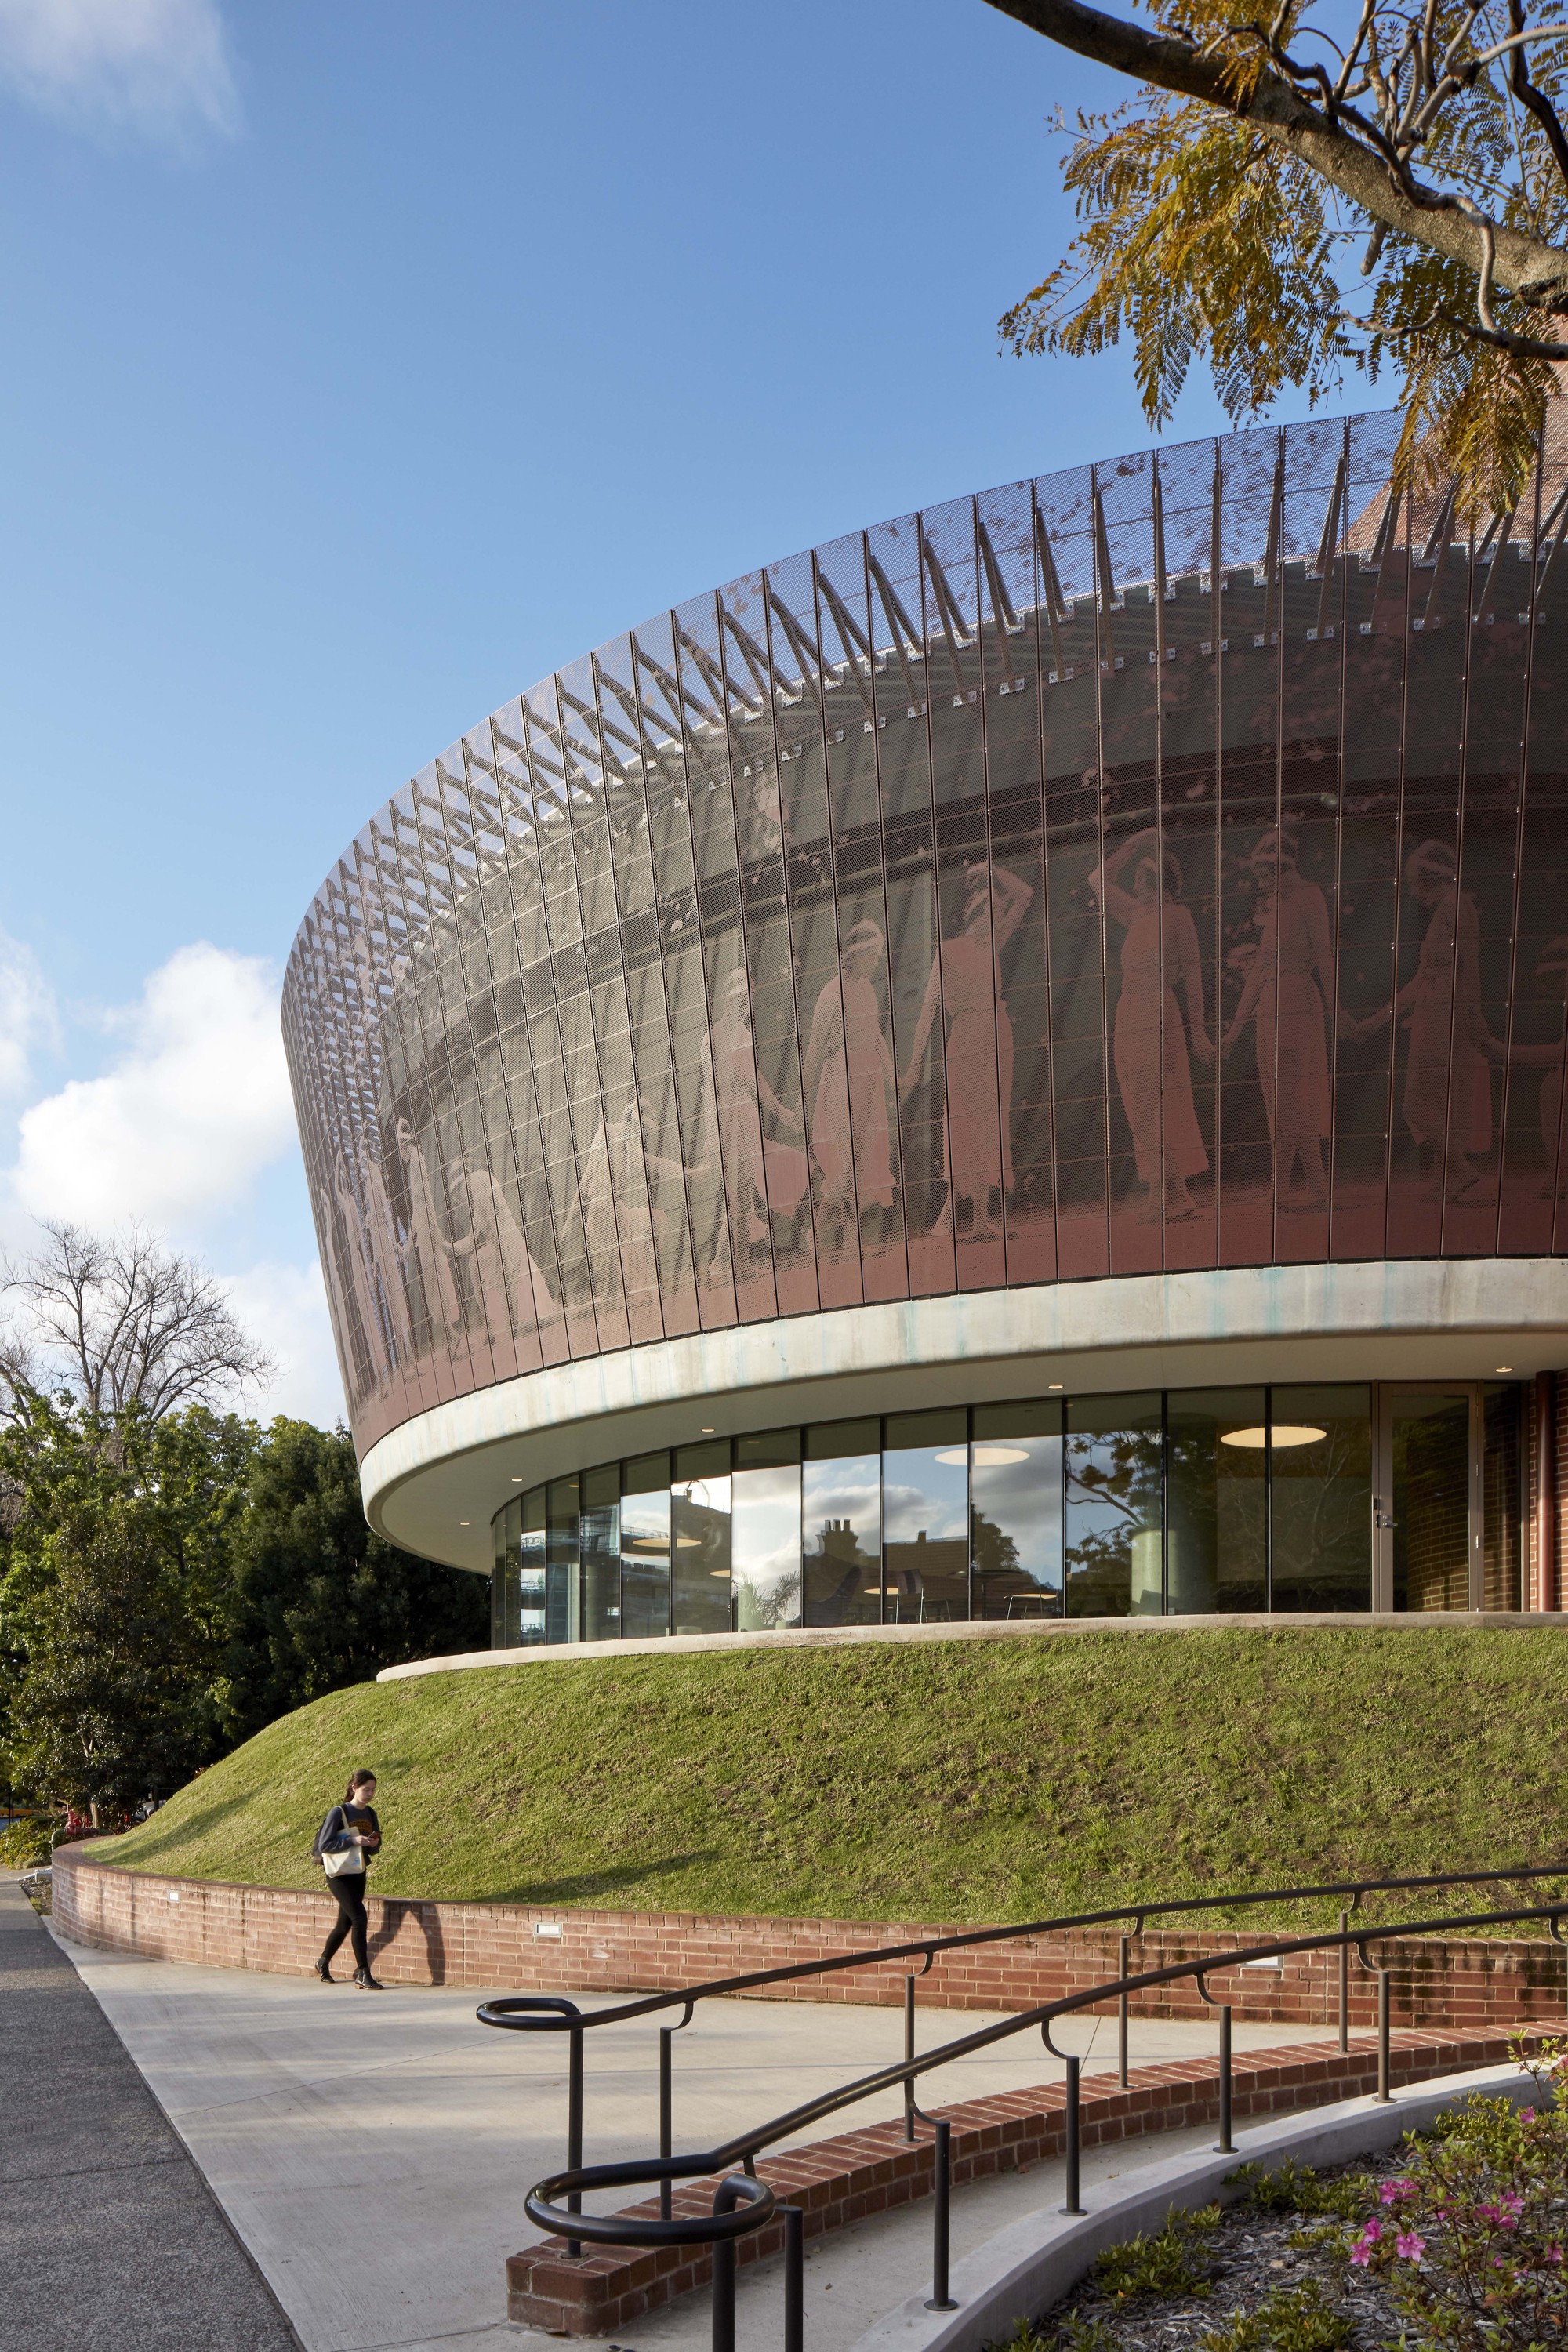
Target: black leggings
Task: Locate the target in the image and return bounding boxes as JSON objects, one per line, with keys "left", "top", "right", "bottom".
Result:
{"left": 322, "top": 1874, "right": 368, "bottom": 1972}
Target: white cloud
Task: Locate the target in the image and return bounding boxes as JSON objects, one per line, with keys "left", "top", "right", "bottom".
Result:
{"left": 0, "top": 0, "right": 238, "bottom": 143}
{"left": 11, "top": 940, "right": 294, "bottom": 1229}
{"left": 0, "top": 925, "right": 57, "bottom": 1097}
{"left": 224, "top": 1258, "right": 349, "bottom": 1431}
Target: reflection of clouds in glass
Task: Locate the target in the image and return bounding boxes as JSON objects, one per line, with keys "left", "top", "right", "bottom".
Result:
{"left": 972, "top": 1437, "right": 1062, "bottom": 1584}
{"left": 881, "top": 1472, "right": 967, "bottom": 1545}
{"left": 803, "top": 1470, "right": 879, "bottom": 1534}
{"left": 737, "top": 1535, "right": 800, "bottom": 1588}
{"left": 675, "top": 1477, "right": 730, "bottom": 1513}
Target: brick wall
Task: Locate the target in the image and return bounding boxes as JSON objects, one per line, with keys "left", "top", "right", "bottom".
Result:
{"left": 51, "top": 1845, "right": 1568, "bottom": 2031}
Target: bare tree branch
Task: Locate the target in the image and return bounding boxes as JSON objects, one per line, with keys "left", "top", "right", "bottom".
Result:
{"left": 0, "top": 1221, "right": 276, "bottom": 1424}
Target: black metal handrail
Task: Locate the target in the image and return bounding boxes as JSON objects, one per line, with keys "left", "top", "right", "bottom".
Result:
{"left": 484, "top": 1867, "right": 1568, "bottom": 2352}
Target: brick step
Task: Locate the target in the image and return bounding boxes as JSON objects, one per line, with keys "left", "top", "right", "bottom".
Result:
{"left": 507, "top": 2029, "right": 1549, "bottom": 2336}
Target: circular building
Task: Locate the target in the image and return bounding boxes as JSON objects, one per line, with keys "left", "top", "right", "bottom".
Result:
{"left": 283, "top": 405, "right": 1568, "bottom": 1642}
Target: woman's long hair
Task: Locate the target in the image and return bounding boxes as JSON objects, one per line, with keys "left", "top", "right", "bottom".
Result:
{"left": 343, "top": 1769, "right": 376, "bottom": 1805}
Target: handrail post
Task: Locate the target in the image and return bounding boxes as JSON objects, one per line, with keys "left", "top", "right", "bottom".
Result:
{"left": 567, "top": 2020, "right": 584, "bottom": 2258}
{"left": 1338, "top": 1910, "right": 1349, "bottom": 2052}
{"left": 905, "top": 1975, "right": 917, "bottom": 2143}
{"left": 1060, "top": 2053, "right": 1084, "bottom": 2216}
{"left": 1213, "top": 2005, "right": 1234, "bottom": 2154}
{"left": 709, "top": 2176, "right": 763, "bottom": 2352}
{"left": 782, "top": 2205, "right": 804, "bottom": 2352}
{"left": 1376, "top": 1969, "right": 1392, "bottom": 2103}
{"left": 924, "top": 2118, "right": 957, "bottom": 2311}
{"left": 1118, "top": 1933, "right": 1130, "bottom": 2089}
{"left": 659, "top": 2025, "right": 675, "bottom": 2220}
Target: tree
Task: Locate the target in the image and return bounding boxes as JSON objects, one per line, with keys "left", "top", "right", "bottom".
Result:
{"left": 985, "top": 0, "right": 1568, "bottom": 499}
{"left": 0, "top": 1398, "right": 254, "bottom": 1815}
{"left": 0, "top": 1220, "right": 274, "bottom": 1422}
{"left": 217, "top": 1418, "right": 489, "bottom": 1743}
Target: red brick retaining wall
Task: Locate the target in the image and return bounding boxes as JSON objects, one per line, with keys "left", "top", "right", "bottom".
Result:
{"left": 51, "top": 1844, "right": 1568, "bottom": 2032}
{"left": 509, "top": 2028, "right": 1550, "bottom": 2334}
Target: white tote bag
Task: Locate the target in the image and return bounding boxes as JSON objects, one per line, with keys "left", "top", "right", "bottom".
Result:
{"left": 322, "top": 1842, "right": 365, "bottom": 1878}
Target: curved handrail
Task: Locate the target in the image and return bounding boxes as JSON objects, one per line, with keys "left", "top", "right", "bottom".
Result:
{"left": 524, "top": 1893, "right": 1568, "bottom": 2237}
{"left": 526, "top": 2160, "right": 773, "bottom": 2249}
{"left": 477, "top": 1857, "right": 1568, "bottom": 2037}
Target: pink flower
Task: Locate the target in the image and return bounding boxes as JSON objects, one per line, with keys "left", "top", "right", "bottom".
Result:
{"left": 1546, "top": 2245, "right": 1563, "bottom": 2265}
{"left": 1396, "top": 2232, "right": 1426, "bottom": 2262}
{"left": 1521, "top": 2107, "right": 1537, "bottom": 2122}
{"left": 1349, "top": 2242, "right": 1373, "bottom": 2269}
{"left": 1501, "top": 2194, "right": 1525, "bottom": 2216}
{"left": 1360, "top": 2220, "right": 1383, "bottom": 2243}
{"left": 1381, "top": 2178, "right": 1417, "bottom": 2205}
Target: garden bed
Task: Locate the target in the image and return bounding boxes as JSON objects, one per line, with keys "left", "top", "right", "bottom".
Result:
{"left": 1014, "top": 2048, "right": 1567, "bottom": 2352}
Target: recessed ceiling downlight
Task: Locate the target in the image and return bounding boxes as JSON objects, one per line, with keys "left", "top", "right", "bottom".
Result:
{"left": 935, "top": 1445, "right": 1030, "bottom": 1467}
{"left": 1220, "top": 1425, "right": 1326, "bottom": 1450}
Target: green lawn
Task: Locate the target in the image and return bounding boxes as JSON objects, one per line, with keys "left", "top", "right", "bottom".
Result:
{"left": 96, "top": 1627, "right": 1568, "bottom": 1929}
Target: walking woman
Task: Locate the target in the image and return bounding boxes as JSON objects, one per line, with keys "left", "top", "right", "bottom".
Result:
{"left": 313, "top": 1769, "right": 383, "bottom": 1989}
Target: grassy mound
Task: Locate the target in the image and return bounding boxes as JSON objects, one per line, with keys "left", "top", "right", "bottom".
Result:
{"left": 96, "top": 1627, "right": 1568, "bottom": 1928}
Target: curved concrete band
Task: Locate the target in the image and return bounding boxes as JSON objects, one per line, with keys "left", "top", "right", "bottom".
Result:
{"left": 361, "top": 1254, "right": 1568, "bottom": 1572}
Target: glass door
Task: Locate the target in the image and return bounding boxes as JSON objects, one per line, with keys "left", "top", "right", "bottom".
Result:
{"left": 1374, "top": 1387, "right": 1481, "bottom": 1611}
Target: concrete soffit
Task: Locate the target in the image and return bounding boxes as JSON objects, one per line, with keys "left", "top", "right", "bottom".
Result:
{"left": 360, "top": 1257, "right": 1568, "bottom": 1574}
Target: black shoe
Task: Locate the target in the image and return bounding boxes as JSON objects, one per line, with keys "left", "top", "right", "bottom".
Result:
{"left": 354, "top": 1968, "right": 384, "bottom": 1990}
{"left": 313, "top": 1957, "right": 335, "bottom": 1983}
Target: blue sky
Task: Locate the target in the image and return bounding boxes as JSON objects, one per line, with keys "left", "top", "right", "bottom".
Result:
{"left": 0, "top": 0, "right": 1341, "bottom": 1425}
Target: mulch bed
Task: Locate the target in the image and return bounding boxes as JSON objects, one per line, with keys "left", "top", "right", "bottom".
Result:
{"left": 1034, "top": 2153, "right": 1403, "bottom": 2350}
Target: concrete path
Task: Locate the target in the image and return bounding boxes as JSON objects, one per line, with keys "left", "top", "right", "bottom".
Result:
{"left": 0, "top": 1879, "right": 301, "bottom": 2352}
{"left": 50, "top": 1923, "right": 1339, "bottom": 2352}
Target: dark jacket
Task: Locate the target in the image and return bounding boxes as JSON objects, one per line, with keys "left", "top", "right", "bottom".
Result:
{"left": 314, "top": 1802, "right": 382, "bottom": 1863}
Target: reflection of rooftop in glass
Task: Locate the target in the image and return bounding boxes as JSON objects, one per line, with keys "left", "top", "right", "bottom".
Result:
{"left": 1221, "top": 1425, "right": 1326, "bottom": 1450}
{"left": 937, "top": 1445, "right": 1029, "bottom": 1466}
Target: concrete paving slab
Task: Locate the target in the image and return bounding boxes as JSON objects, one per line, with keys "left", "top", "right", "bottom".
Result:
{"left": 53, "top": 1924, "right": 1338, "bottom": 2352}
{"left": 0, "top": 1882, "right": 300, "bottom": 2352}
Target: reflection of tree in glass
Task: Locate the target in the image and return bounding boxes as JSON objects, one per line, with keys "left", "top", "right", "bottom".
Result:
{"left": 971, "top": 1512, "right": 1021, "bottom": 1584}
{"left": 734, "top": 1567, "right": 802, "bottom": 1630}
{"left": 1271, "top": 1423, "right": 1370, "bottom": 1606}
{"left": 1065, "top": 1428, "right": 1162, "bottom": 1607}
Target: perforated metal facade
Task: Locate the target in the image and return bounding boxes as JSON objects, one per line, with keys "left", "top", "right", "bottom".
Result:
{"left": 283, "top": 405, "right": 1568, "bottom": 1482}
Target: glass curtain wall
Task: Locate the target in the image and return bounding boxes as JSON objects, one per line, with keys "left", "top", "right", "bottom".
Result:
{"left": 802, "top": 1420, "right": 881, "bottom": 1626}
{"left": 671, "top": 1441, "right": 732, "bottom": 1632}
{"left": 619, "top": 1453, "right": 670, "bottom": 1638}
{"left": 971, "top": 1401, "right": 1064, "bottom": 1617}
{"left": 882, "top": 1410, "right": 969, "bottom": 1623}
{"left": 733, "top": 1432, "right": 803, "bottom": 1630}
{"left": 488, "top": 1381, "right": 1523, "bottom": 1642}
{"left": 1269, "top": 1385, "right": 1373, "bottom": 1610}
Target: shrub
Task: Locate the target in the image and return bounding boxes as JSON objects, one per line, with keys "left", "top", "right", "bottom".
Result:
{"left": 1337, "top": 2044, "right": 1568, "bottom": 2350}
{"left": 1093, "top": 2203, "right": 1221, "bottom": 2301}
{"left": 1197, "top": 2280, "right": 1352, "bottom": 2352}
{"left": 1225, "top": 2159, "right": 1367, "bottom": 2220}
{"left": 0, "top": 1816, "right": 51, "bottom": 1868}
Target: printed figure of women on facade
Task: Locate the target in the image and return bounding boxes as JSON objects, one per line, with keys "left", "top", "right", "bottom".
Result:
{"left": 804, "top": 920, "right": 898, "bottom": 1250}
{"left": 1487, "top": 936, "right": 1568, "bottom": 1200}
{"left": 1221, "top": 828, "right": 1334, "bottom": 1207}
{"left": 1352, "top": 838, "right": 1494, "bottom": 1196}
{"left": 445, "top": 1154, "right": 557, "bottom": 1344}
{"left": 579, "top": 1098, "right": 694, "bottom": 1312}
{"left": 901, "top": 863, "right": 1034, "bottom": 1237}
{"left": 330, "top": 1150, "right": 392, "bottom": 1392}
{"left": 395, "top": 1115, "right": 463, "bottom": 1341}
{"left": 1091, "top": 829, "right": 1214, "bottom": 1221}
{"left": 699, "top": 969, "right": 807, "bottom": 1271}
